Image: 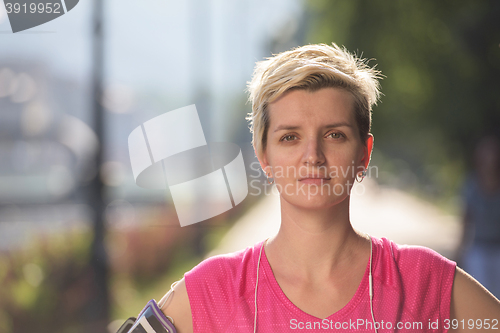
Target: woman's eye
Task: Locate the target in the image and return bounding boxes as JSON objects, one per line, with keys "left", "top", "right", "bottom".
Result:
{"left": 281, "top": 134, "right": 297, "bottom": 142}
{"left": 328, "top": 132, "right": 343, "bottom": 139}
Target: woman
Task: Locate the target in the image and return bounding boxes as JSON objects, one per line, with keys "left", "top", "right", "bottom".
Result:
{"left": 157, "top": 43, "right": 500, "bottom": 332}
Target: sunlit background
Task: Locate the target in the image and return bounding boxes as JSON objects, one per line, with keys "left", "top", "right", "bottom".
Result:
{"left": 0, "top": 0, "right": 499, "bottom": 332}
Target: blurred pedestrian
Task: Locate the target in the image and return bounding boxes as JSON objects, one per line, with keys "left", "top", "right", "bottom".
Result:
{"left": 460, "top": 134, "right": 500, "bottom": 298}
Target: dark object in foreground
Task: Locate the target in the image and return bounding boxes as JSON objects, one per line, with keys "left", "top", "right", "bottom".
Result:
{"left": 116, "top": 300, "right": 177, "bottom": 333}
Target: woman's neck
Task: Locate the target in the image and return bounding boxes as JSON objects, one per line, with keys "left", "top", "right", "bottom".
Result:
{"left": 264, "top": 196, "right": 370, "bottom": 283}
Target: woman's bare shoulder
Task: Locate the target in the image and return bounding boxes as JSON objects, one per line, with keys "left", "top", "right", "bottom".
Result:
{"left": 159, "top": 278, "right": 193, "bottom": 333}
{"left": 156, "top": 244, "right": 261, "bottom": 333}
{"left": 449, "top": 266, "right": 500, "bottom": 332}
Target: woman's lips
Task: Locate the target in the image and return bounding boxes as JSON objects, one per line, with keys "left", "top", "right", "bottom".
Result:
{"left": 299, "top": 178, "right": 330, "bottom": 185}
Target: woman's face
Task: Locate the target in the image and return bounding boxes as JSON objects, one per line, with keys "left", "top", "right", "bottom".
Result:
{"left": 260, "top": 87, "right": 373, "bottom": 209}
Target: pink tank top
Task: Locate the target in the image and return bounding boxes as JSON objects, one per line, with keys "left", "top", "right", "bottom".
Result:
{"left": 184, "top": 236, "right": 456, "bottom": 332}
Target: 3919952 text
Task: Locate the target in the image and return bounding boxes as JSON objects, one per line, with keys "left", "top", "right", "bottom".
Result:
{"left": 5, "top": 2, "right": 62, "bottom": 14}
{"left": 442, "top": 318, "right": 498, "bottom": 330}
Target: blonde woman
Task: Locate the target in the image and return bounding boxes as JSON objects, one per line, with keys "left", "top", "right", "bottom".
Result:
{"left": 151, "top": 43, "right": 500, "bottom": 333}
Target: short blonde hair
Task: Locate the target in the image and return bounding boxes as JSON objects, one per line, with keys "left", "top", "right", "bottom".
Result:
{"left": 246, "top": 43, "right": 382, "bottom": 159}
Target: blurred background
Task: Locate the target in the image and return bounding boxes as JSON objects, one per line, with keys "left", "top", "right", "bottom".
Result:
{"left": 0, "top": 0, "right": 499, "bottom": 332}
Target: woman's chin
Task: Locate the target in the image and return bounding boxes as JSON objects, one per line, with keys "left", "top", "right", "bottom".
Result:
{"left": 279, "top": 191, "right": 348, "bottom": 209}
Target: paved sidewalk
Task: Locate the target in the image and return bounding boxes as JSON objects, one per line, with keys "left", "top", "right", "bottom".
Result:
{"left": 208, "top": 179, "right": 461, "bottom": 260}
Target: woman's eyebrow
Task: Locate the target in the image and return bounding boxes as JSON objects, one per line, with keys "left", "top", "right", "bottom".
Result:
{"left": 273, "top": 122, "right": 353, "bottom": 133}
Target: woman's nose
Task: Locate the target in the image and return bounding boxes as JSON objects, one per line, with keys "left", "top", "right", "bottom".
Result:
{"left": 302, "top": 138, "right": 326, "bottom": 165}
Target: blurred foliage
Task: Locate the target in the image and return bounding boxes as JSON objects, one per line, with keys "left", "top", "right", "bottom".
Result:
{"left": 0, "top": 196, "right": 258, "bottom": 332}
{"left": 0, "top": 215, "right": 221, "bottom": 333}
{"left": 109, "top": 222, "right": 231, "bottom": 327}
{"left": 0, "top": 229, "right": 92, "bottom": 333}
{"left": 109, "top": 195, "right": 261, "bottom": 326}
{"left": 306, "top": 0, "right": 500, "bottom": 205}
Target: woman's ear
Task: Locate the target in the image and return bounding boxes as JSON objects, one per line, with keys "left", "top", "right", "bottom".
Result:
{"left": 361, "top": 134, "right": 374, "bottom": 170}
{"left": 255, "top": 148, "right": 271, "bottom": 176}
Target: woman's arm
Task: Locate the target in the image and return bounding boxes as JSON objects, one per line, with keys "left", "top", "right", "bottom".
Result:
{"left": 449, "top": 266, "right": 500, "bottom": 332}
{"left": 159, "top": 278, "right": 193, "bottom": 333}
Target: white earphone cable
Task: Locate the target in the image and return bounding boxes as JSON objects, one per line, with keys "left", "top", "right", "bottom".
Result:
{"left": 254, "top": 239, "right": 266, "bottom": 333}
{"left": 368, "top": 236, "right": 378, "bottom": 333}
